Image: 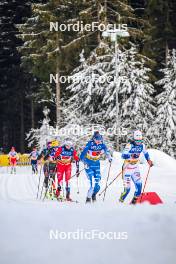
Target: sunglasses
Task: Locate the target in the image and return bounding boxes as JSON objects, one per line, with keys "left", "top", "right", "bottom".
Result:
{"left": 135, "top": 140, "right": 143, "bottom": 143}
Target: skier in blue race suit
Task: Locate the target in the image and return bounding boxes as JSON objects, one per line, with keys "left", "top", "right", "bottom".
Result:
{"left": 29, "top": 146, "right": 39, "bottom": 174}
{"left": 80, "top": 131, "right": 112, "bottom": 203}
{"left": 120, "top": 130, "right": 153, "bottom": 204}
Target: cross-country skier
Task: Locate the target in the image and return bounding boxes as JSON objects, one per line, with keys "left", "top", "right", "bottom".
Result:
{"left": 80, "top": 131, "right": 112, "bottom": 203}
{"left": 54, "top": 138, "right": 79, "bottom": 201}
{"left": 8, "top": 147, "right": 19, "bottom": 174}
{"left": 29, "top": 146, "right": 39, "bottom": 174}
{"left": 120, "top": 130, "right": 153, "bottom": 204}
{"left": 38, "top": 140, "right": 59, "bottom": 189}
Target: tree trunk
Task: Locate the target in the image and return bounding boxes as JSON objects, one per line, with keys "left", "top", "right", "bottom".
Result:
{"left": 165, "top": 40, "right": 169, "bottom": 64}
{"left": 20, "top": 98, "right": 25, "bottom": 153}
{"left": 104, "top": 0, "right": 107, "bottom": 25}
{"left": 97, "top": 0, "right": 101, "bottom": 43}
{"left": 31, "top": 98, "right": 35, "bottom": 128}
{"left": 56, "top": 63, "right": 61, "bottom": 127}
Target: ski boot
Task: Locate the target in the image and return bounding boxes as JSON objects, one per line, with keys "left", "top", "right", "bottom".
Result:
{"left": 119, "top": 197, "right": 124, "bottom": 203}
{"left": 56, "top": 185, "right": 64, "bottom": 201}
{"left": 130, "top": 196, "right": 138, "bottom": 205}
{"left": 92, "top": 193, "right": 96, "bottom": 202}
{"left": 86, "top": 197, "right": 91, "bottom": 203}
{"left": 66, "top": 187, "right": 72, "bottom": 202}
{"left": 44, "top": 176, "right": 49, "bottom": 188}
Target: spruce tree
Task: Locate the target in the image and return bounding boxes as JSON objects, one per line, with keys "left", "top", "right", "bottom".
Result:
{"left": 151, "top": 49, "right": 176, "bottom": 157}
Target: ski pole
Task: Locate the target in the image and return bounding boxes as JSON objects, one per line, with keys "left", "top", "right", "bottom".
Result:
{"left": 76, "top": 176, "right": 80, "bottom": 194}
{"left": 62, "top": 181, "right": 65, "bottom": 198}
{"left": 139, "top": 165, "right": 151, "bottom": 203}
{"left": 99, "top": 170, "right": 122, "bottom": 197}
{"left": 43, "top": 163, "right": 57, "bottom": 201}
{"left": 71, "top": 168, "right": 85, "bottom": 179}
{"left": 36, "top": 164, "right": 43, "bottom": 199}
{"left": 40, "top": 182, "right": 45, "bottom": 200}
{"left": 40, "top": 163, "right": 50, "bottom": 200}
{"left": 103, "top": 162, "right": 112, "bottom": 202}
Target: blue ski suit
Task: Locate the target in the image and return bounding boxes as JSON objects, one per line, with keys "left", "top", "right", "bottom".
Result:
{"left": 80, "top": 140, "right": 112, "bottom": 198}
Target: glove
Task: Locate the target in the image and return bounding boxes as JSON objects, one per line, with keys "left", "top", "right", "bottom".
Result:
{"left": 131, "top": 153, "right": 139, "bottom": 159}
{"left": 109, "top": 158, "right": 112, "bottom": 163}
{"left": 84, "top": 163, "right": 89, "bottom": 169}
{"left": 147, "top": 160, "right": 153, "bottom": 167}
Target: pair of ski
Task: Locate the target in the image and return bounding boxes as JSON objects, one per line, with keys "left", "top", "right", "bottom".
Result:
{"left": 36, "top": 165, "right": 80, "bottom": 203}
{"left": 43, "top": 185, "right": 78, "bottom": 203}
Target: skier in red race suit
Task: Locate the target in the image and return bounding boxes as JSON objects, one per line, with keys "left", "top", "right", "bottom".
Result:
{"left": 8, "top": 147, "right": 19, "bottom": 174}
{"left": 54, "top": 138, "right": 79, "bottom": 201}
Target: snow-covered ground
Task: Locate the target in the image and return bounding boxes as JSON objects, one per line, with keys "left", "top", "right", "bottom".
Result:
{"left": 0, "top": 150, "right": 176, "bottom": 264}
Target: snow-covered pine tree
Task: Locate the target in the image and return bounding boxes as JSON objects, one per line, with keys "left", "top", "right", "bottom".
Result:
{"left": 65, "top": 45, "right": 111, "bottom": 124}
{"left": 26, "top": 107, "right": 56, "bottom": 150}
{"left": 101, "top": 46, "right": 155, "bottom": 143}
{"left": 64, "top": 0, "right": 136, "bottom": 120}
{"left": 65, "top": 45, "right": 155, "bottom": 148}
{"left": 152, "top": 49, "right": 176, "bottom": 157}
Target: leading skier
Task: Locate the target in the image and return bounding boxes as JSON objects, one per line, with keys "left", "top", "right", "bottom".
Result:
{"left": 80, "top": 131, "right": 112, "bottom": 203}
{"left": 120, "top": 130, "right": 153, "bottom": 204}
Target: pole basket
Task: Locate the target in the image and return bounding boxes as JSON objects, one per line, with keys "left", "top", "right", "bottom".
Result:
{"left": 137, "top": 192, "right": 163, "bottom": 205}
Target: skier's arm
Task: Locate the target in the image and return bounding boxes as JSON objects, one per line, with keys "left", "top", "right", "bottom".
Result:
{"left": 142, "top": 144, "right": 150, "bottom": 161}
{"left": 43, "top": 148, "right": 54, "bottom": 161}
{"left": 80, "top": 142, "right": 91, "bottom": 161}
{"left": 54, "top": 147, "right": 62, "bottom": 159}
{"left": 37, "top": 150, "right": 44, "bottom": 160}
{"left": 16, "top": 153, "right": 19, "bottom": 160}
{"left": 73, "top": 150, "right": 79, "bottom": 161}
{"left": 143, "top": 144, "right": 153, "bottom": 166}
{"left": 121, "top": 144, "right": 131, "bottom": 159}
{"left": 28, "top": 153, "right": 31, "bottom": 161}
{"left": 103, "top": 144, "right": 112, "bottom": 162}
{"left": 73, "top": 150, "right": 80, "bottom": 176}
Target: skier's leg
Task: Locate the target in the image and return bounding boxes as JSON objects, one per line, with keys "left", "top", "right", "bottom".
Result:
{"left": 131, "top": 168, "right": 142, "bottom": 204}
{"left": 14, "top": 158, "right": 17, "bottom": 174}
{"left": 10, "top": 159, "right": 14, "bottom": 174}
{"left": 10, "top": 161, "right": 13, "bottom": 174}
{"left": 43, "top": 163, "right": 49, "bottom": 187}
{"left": 119, "top": 167, "right": 132, "bottom": 202}
{"left": 35, "top": 160, "right": 38, "bottom": 174}
{"left": 33, "top": 160, "right": 37, "bottom": 174}
{"left": 56, "top": 164, "right": 64, "bottom": 197}
{"left": 92, "top": 166, "right": 101, "bottom": 201}
{"left": 14, "top": 163, "right": 16, "bottom": 174}
{"left": 65, "top": 164, "right": 72, "bottom": 201}
{"left": 50, "top": 163, "right": 56, "bottom": 189}
{"left": 85, "top": 167, "right": 94, "bottom": 202}
{"left": 31, "top": 162, "right": 35, "bottom": 174}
